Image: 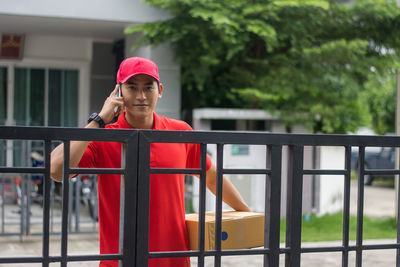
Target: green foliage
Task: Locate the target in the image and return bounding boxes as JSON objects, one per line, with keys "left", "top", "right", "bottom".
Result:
{"left": 125, "top": 0, "right": 400, "bottom": 133}
{"left": 362, "top": 69, "right": 397, "bottom": 135}
{"left": 280, "top": 213, "right": 397, "bottom": 242}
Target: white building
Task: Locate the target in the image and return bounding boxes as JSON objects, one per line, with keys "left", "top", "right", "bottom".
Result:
{"left": 0, "top": 0, "right": 181, "bottom": 167}
{"left": 0, "top": 0, "right": 181, "bottom": 129}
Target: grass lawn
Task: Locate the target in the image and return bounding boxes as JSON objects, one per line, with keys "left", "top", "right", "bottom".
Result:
{"left": 280, "top": 212, "right": 397, "bottom": 243}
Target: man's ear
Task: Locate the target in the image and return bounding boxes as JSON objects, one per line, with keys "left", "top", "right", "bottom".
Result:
{"left": 158, "top": 83, "right": 164, "bottom": 98}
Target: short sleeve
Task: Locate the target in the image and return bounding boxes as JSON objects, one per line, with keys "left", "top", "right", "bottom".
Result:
{"left": 177, "top": 121, "right": 212, "bottom": 171}
{"left": 79, "top": 142, "right": 97, "bottom": 168}
{"left": 186, "top": 143, "right": 212, "bottom": 171}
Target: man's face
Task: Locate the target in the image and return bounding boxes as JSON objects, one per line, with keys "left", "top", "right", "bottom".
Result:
{"left": 121, "top": 74, "right": 163, "bottom": 120}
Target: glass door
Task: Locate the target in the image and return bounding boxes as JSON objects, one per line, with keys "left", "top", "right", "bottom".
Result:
{"left": 48, "top": 69, "right": 78, "bottom": 127}
{"left": 0, "top": 67, "right": 7, "bottom": 166}
{"left": 11, "top": 67, "right": 79, "bottom": 166}
{"left": 14, "top": 68, "right": 45, "bottom": 126}
{"left": 13, "top": 67, "right": 78, "bottom": 127}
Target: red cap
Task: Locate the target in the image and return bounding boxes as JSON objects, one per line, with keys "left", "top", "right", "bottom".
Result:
{"left": 117, "top": 57, "right": 160, "bottom": 84}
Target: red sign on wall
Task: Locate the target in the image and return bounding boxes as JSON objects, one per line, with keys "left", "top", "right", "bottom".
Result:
{"left": 1, "top": 34, "right": 24, "bottom": 60}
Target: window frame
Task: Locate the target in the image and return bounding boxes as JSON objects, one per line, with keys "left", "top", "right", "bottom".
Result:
{"left": 0, "top": 58, "right": 89, "bottom": 127}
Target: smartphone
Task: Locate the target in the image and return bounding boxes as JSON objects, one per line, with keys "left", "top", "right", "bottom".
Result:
{"left": 114, "top": 84, "right": 121, "bottom": 113}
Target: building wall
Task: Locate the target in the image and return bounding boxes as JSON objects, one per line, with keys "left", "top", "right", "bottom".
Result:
{"left": 23, "top": 34, "right": 92, "bottom": 61}
{"left": 318, "top": 146, "right": 345, "bottom": 215}
{"left": 0, "top": 33, "right": 92, "bottom": 126}
{"left": 1, "top": 0, "right": 181, "bottom": 122}
{"left": 0, "top": 0, "right": 169, "bottom": 23}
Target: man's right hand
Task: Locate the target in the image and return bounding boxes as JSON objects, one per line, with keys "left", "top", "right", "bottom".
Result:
{"left": 98, "top": 85, "right": 124, "bottom": 124}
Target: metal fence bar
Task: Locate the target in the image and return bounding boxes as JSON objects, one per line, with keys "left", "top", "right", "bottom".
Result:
{"left": 214, "top": 143, "right": 224, "bottom": 267}
{"left": 0, "top": 126, "right": 135, "bottom": 141}
{"left": 264, "top": 145, "right": 282, "bottom": 267}
{"left": 139, "top": 129, "right": 400, "bottom": 147}
{"left": 397, "top": 146, "right": 400, "bottom": 267}
{"left": 20, "top": 174, "right": 26, "bottom": 236}
{"left": 342, "top": 146, "right": 352, "bottom": 267}
{"left": 1, "top": 176, "right": 4, "bottom": 234}
{"left": 0, "top": 167, "right": 46, "bottom": 173}
{"left": 69, "top": 168, "right": 125, "bottom": 175}
{"left": 151, "top": 168, "right": 201, "bottom": 175}
{"left": 356, "top": 147, "right": 366, "bottom": 267}
{"left": 61, "top": 141, "right": 71, "bottom": 267}
{"left": 364, "top": 169, "right": 400, "bottom": 175}
{"left": 68, "top": 174, "right": 73, "bottom": 233}
{"left": 4, "top": 126, "right": 400, "bottom": 146}
{"left": 122, "top": 136, "right": 139, "bottom": 267}
{"left": 50, "top": 180, "right": 55, "bottom": 234}
{"left": 0, "top": 256, "right": 43, "bottom": 264}
{"left": 75, "top": 178, "right": 80, "bottom": 232}
{"left": 198, "top": 143, "right": 208, "bottom": 267}
{"left": 119, "top": 143, "right": 126, "bottom": 267}
{"left": 150, "top": 248, "right": 271, "bottom": 258}
{"left": 223, "top": 169, "right": 271, "bottom": 175}
{"left": 136, "top": 133, "right": 151, "bottom": 266}
{"left": 26, "top": 175, "right": 32, "bottom": 236}
{"left": 285, "top": 145, "right": 304, "bottom": 267}
{"left": 300, "top": 243, "right": 400, "bottom": 253}
{"left": 42, "top": 140, "right": 51, "bottom": 267}
{"left": 303, "top": 169, "right": 347, "bottom": 175}
{"left": 301, "top": 246, "right": 345, "bottom": 253}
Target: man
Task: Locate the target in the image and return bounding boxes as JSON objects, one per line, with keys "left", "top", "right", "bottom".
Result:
{"left": 50, "top": 57, "right": 250, "bottom": 267}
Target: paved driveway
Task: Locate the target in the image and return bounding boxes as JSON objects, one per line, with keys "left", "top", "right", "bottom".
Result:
{"left": 350, "top": 180, "right": 396, "bottom": 218}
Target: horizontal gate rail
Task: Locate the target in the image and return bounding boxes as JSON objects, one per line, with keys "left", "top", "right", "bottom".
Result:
{"left": 139, "top": 129, "right": 400, "bottom": 146}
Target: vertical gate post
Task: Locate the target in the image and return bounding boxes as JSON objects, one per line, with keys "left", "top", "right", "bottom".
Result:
{"left": 197, "top": 143, "right": 207, "bottom": 267}
{"left": 61, "top": 141, "right": 71, "bottom": 267}
{"left": 214, "top": 143, "right": 224, "bottom": 267}
{"left": 42, "top": 140, "right": 52, "bottom": 267}
{"left": 397, "top": 148, "right": 400, "bottom": 266}
{"left": 264, "top": 145, "right": 282, "bottom": 267}
{"left": 121, "top": 134, "right": 139, "bottom": 266}
{"left": 356, "top": 147, "right": 366, "bottom": 267}
{"left": 285, "top": 145, "right": 304, "bottom": 267}
{"left": 342, "top": 146, "right": 352, "bottom": 267}
{"left": 135, "top": 133, "right": 151, "bottom": 266}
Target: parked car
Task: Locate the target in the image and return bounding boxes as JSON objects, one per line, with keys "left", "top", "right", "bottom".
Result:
{"left": 351, "top": 146, "right": 395, "bottom": 185}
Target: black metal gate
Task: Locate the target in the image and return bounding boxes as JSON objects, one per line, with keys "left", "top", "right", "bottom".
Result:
{"left": 0, "top": 126, "right": 400, "bottom": 267}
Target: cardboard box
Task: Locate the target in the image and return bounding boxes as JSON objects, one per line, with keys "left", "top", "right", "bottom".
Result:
{"left": 185, "top": 211, "right": 265, "bottom": 250}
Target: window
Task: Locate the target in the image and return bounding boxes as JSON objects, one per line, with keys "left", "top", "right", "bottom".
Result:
{"left": 231, "top": 145, "right": 250, "bottom": 156}
{"left": 13, "top": 67, "right": 78, "bottom": 127}
{"left": 0, "top": 67, "right": 6, "bottom": 125}
{"left": 48, "top": 69, "right": 78, "bottom": 127}
{"left": 0, "top": 67, "right": 6, "bottom": 166}
{"left": 14, "top": 68, "right": 45, "bottom": 126}
{"left": 7, "top": 67, "right": 79, "bottom": 167}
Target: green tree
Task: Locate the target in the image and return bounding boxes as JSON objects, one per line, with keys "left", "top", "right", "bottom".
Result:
{"left": 362, "top": 69, "right": 397, "bottom": 135}
{"left": 126, "top": 0, "right": 400, "bottom": 133}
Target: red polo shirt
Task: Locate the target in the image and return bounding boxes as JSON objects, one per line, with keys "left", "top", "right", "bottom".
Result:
{"left": 79, "top": 112, "right": 211, "bottom": 267}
